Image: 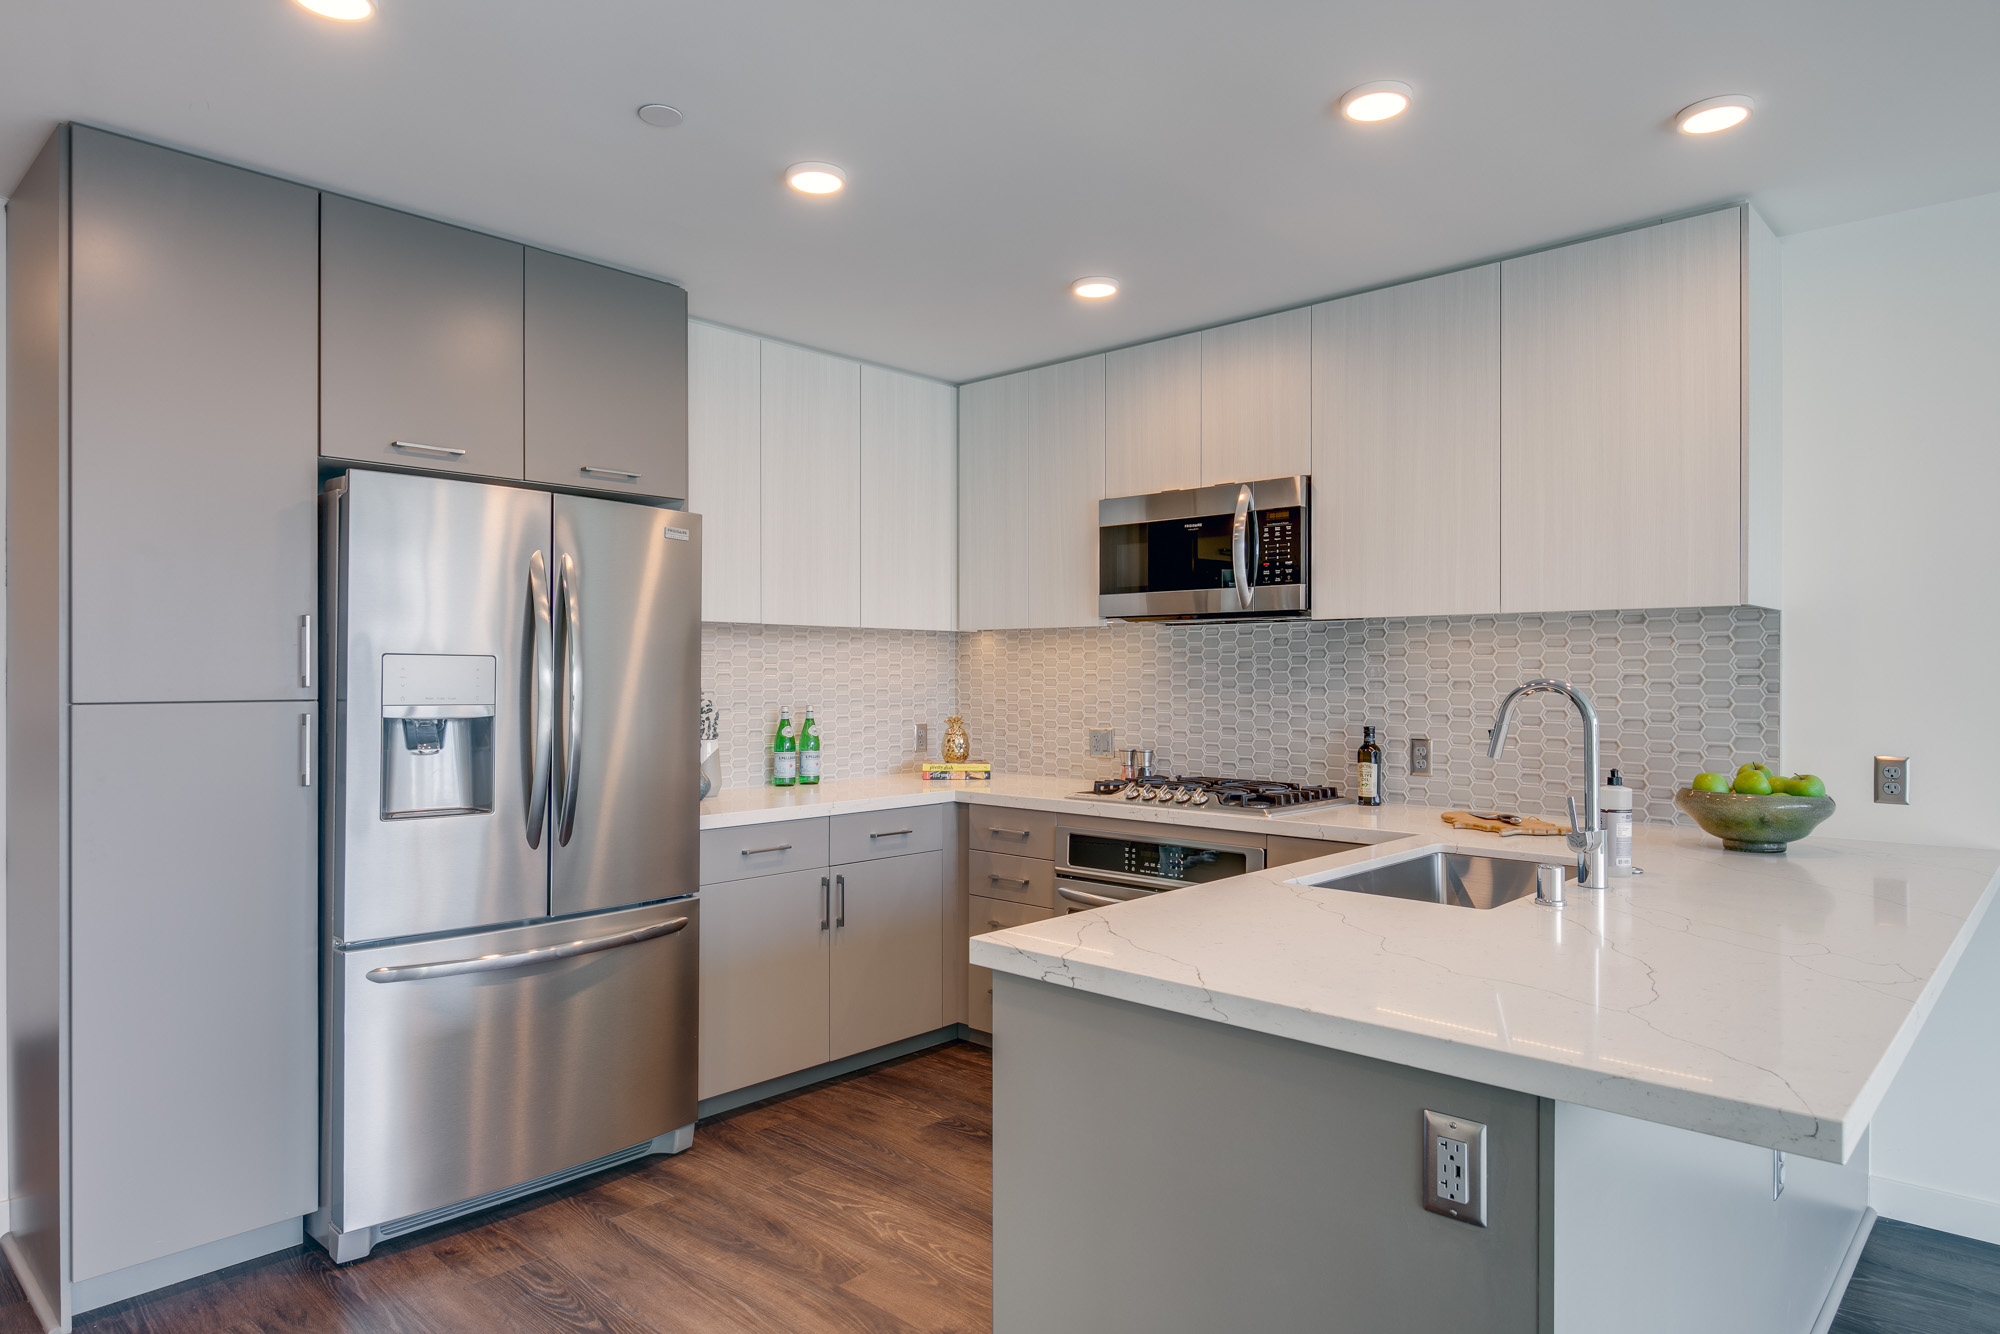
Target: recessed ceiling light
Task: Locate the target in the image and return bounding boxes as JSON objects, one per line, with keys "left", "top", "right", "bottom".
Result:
{"left": 297, "top": 0, "right": 373, "bottom": 19}
{"left": 786, "top": 163, "right": 846, "bottom": 195}
{"left": 636, "top": 104, "right": 683, "bottom": 128}
{"left": 1339, "top": 81, "right": 1413, "bottom": 123}
{"left": 1071, "top": 277, "right": 1119, "bottom": 300}
{"left": 1676, "top": 95, "right": 1755, "bottom": 135}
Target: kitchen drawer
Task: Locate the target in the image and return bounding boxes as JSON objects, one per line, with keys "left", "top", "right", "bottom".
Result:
{"left": 1266, "top": 834, "right": 1369, "bottom": 869}
{"left": 968, "top": 806, "right": 1057, "bottom": 860}
{"left": 967, "top": 894, "right": 1055, "bottom": 1033}
{"left": 968, "top": 850, "right": 1056, "bottom": 910}
{"left": 700, "top": 819, "right": 830, "bottom": 885}
{"left": 830, "top": 805, "right": 946, "bottom": 864}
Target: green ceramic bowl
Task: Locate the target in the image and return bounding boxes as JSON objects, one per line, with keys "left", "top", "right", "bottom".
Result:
{"left": 1674, "top": 788, "right": 1837, "bottom": 853}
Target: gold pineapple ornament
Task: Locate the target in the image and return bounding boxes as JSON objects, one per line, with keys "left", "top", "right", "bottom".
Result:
{"left": 942, "top": 716, "right": 970, "bottom": 763}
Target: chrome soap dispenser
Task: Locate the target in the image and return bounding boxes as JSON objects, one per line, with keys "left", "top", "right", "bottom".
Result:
{"left": 380, "top": 653, "right": 497, "bottom": 818}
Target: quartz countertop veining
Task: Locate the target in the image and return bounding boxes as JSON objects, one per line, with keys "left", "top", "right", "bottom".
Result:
{"left": 701, "top": 774, "right": 2000, "bottom": 1163}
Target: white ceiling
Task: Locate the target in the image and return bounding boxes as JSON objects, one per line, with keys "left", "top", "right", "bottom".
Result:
{"left": 3, "top": 0, "right": 1997, "bottom": 383}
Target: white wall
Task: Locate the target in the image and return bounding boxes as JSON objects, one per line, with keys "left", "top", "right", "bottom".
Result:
{"left": 1782, "top": 187, "right": 2000, "bottom": 1241}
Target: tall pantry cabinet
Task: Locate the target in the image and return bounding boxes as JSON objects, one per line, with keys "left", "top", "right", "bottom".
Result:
{"left": 8, "top": 126, "right": 319, "bottom": 1327}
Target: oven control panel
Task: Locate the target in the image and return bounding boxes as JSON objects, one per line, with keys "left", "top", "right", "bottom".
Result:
{"left": 1257, "top": 506, "right": 1301, "bottom": 587}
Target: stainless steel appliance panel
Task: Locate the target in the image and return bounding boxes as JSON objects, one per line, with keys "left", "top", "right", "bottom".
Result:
{"left": 1098, "top": 475, "right": 1309, "bottom": 621}
{"left": 331, "top": 897, "right": 698, "bottom": 1231}
{"left": 331, "top": 469, "right": 553, "bottom": 942}
{"left": 549, "top": 497, "right": 701, "bottom": 918}
{"left": 1055, "top": 822, "right": 1266, "bottom": 891}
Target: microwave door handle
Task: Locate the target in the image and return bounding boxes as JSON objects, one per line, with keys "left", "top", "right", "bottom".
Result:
{"left": 525, "top": 550, "right": 554, "bottom": 849}
{"left": 1231, "top": 483, "right": 1254, "bottom": 613}
{"left": 556, "top": 552, "right": 584, "bottom": 847}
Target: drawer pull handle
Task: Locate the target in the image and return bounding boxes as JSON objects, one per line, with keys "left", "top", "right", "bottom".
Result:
{"left": 988, "top": 827, "right": 1032, "bottom": 837}
{"left": 390, "top": 440, "right": 467, "bottom": 459}
{"left": 580, "top": 465, "right": 642, "bottom": 481}
{"left": 869, "top": 829, "right": 915, "bottom": 839}
{"left": 741, "top": 843, "right": 794, "bottom": 856}
{"left": 1058, "top": 887, "right": 1121, "bottom": 908}
{"left": 988, "top": 874, "right": 1032, "bottom": 887}
{"left": 367, "top": 916, "right": 688, "bottom": 982}
{"left": 987, "top": 920, "right": 1003, "bottom": 929}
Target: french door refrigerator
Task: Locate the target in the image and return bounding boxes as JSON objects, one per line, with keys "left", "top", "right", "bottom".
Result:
{"left": 310, "top": 467, "right": 701, "bottom": 1263}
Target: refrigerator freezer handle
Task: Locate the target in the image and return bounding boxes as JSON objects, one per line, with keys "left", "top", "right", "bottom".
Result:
{"left": 364, "top": 915, "right": 690, "bottom": 983}
{"left": 526, "top": 550, "right": 555, "bottom": 849}
{"left": 556, "top": 552, "right": 584, "bottom": 847}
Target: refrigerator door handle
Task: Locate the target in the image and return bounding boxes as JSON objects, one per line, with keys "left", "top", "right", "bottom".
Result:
{"left": 525, "top": 550, "right": 555, "bottom": 849}
{"left": 555, "top": 552, "right": 584, "bottom": 846}
{"left": 363, "top": 915, "right": 690, "bottom": 984}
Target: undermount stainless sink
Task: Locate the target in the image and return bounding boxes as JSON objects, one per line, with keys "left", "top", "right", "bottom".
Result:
{"left": 1302, "top": 852, "right": 1551, "bottom": 910}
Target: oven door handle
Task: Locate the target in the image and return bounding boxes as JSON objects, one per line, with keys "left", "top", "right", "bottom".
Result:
{"left": 1231, "top": 482, "right": 1255, "bottom": 613}
{"left": 1058, "top": 886, "right": 1124, "bottom": 909}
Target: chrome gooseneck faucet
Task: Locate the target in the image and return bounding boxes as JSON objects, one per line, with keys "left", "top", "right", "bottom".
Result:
{"left": 1488, "top": 679, "right": 1609, "bottom": 890}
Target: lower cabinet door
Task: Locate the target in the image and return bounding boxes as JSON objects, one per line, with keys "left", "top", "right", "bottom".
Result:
{"left": 967, "top": 894, "right": 1056, "bottom": 1034}
{"left": 698, "top": 866, "right": 832, "bottom": 1100}
{"left": 831, "top": 851, "right": 946, "bottom": 1060}
{"left": 70, "top": 702, "right": 318, "bottom": 1282}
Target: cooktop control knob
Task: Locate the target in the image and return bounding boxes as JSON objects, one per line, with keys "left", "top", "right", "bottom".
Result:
{"left": 1172, "top": 787, "right": 1194, "bottom": 804}
{"left": 1189, "top": 790, "right": 1211, "bottom": 806}
{"left": 1140, "top": 787, "right": 1160, "bottom": 801}
{"left": 1122, "top": 784, "right": 1143, "bottom": 800}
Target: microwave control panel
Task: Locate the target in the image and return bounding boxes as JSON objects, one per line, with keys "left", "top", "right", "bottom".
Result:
{"left": 1257, "top": 507, "right": 1302, "bottom": 586}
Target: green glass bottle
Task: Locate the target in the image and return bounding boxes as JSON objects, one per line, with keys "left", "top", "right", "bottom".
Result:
{"left": 799, "top": 707, "right": 821, "bottom": 785}
{"left": 772, "top": 708, "right": 798, "bottom": 787}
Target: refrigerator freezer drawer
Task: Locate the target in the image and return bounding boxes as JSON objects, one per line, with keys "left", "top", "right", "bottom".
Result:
{"left": 329, "top": 898, "right": 698, "bottom": 1233}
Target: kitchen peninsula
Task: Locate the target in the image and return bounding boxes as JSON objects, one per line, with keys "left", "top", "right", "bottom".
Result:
{"left": 961, "top": 801, "right": 1999, "bottom": 1334}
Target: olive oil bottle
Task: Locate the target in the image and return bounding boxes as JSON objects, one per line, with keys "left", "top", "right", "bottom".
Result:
{"left": 1356, "top": 726, "right": 1383, "bottom": 807}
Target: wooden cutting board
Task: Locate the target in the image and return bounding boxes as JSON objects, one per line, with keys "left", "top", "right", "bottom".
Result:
{"left": 1441, "top": 811, "right": 1569, "bottom": 837}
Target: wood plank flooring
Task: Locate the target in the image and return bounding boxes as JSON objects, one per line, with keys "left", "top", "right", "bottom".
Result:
{"left": 1832, "top": 1217, "right": 2000, "bottom": 1333}
{"left": 0, "top": 1041, "right": 991, "bottom": 1334}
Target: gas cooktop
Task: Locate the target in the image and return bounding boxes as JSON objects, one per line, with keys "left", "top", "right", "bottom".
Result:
{"left": 1080, "top": 775, "right": 1352, "bottom": 816}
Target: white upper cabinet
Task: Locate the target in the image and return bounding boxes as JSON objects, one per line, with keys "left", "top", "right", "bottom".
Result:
{"left": 1500, "top": 208, "right": 1750, "bottom": 613}
{"left": 1312, "top": 266, "right": 1502, "bottom": 620}
{"left": 1201, "top": 309, "right": 1311, "bottom": 485}
{"left": 958, "top": 373, "right": 1031, "bottom": 630}
{"left": 1105, "top": 332, "right": 1202, "bottom": 497}
{"left": 1027, "top": 356, "right": 1107, "bottom": 628}
{"left": 760, "top": 341, "right": 862, "bottom": 627}
{"left": 861, "top": 366, "right": 958, "bottom": 631}
{"left": 687, "top": 322, "right": 763, "bottom": 624}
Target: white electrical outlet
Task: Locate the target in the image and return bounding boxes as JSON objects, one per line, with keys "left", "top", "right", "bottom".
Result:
{"left": 1875, "top": 755, "right": 1909, "bottom": 805}
{"left": 1421, "top": 1110, "right": 1488, "bottom": 1226}
{"left": 914, "top": 723, "right": 929, "bottom": 753}
{"left": 1088, "top": 728, "right": 1114, "bottom": 757}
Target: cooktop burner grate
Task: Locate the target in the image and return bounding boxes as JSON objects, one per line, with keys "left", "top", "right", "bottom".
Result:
{"left": 1085, "top": 775, "right": 1348, "bottom": 813}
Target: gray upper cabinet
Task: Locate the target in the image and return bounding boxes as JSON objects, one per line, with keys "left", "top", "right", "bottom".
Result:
{"left": 69, "top": 128, "right": 320, "bottom": 704}
{"left": 525, "top": 249, "right": 689, "bottom": 500}
{"left": 320, "top": 193, "right": 525, "bottom": 478}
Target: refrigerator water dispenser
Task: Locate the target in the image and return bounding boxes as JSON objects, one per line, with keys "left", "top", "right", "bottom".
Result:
{"left": 381, "top": 654, "right": 497, "bottom": 818}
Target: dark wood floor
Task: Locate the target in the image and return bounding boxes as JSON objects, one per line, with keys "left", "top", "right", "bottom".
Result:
{"left": 1832, "top": 1217, "right": 2000, "bottom": 1333}
{"left": 0, "top": 1041, "right": 991, "bottom": 1334}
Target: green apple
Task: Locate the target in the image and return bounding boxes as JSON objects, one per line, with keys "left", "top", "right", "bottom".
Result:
{"left": 1691, "top": 772, "right": 1731, "bottom": 793}
{"left": 1732, "top": 769, "right": 1774, "bottom": 795}
{"left": 1787, "top": 774, "right": 1827, "bottom": 798}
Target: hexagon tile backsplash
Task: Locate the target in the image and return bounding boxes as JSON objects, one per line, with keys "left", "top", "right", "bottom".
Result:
{"left": 704, "top": 607, "right": 1779, "bottom": 826}
{"left": 958, "top": 608, "right": 1779, "bottom": 827}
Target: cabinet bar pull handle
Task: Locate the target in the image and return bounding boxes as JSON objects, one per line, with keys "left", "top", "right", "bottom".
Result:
{"left": 987, "top": 874, "right": 1031, "bottom": 887}
{"left": 987, "top": 920, "right": 1003, "bottom": 929}
{"left": 367, "top": 916, "right": 688, "bottom": 983}
{"left": 1058, "top": 886, "right": 1120, "bottom": 908}
{"left": 579, "top": 466, "right": 642, "bottom": 481}
{"left": 869, "top": 829, "right": 914, "bottom": 839}
{"left": 740, "top": 843, "right": 793, "bottom": 856}
{"left": 820, "top": 876, "right": 831, "bottom": 932}
{"left": 835, "top": 874, "right": 846, "bottom": 928}
{"left": 298, "top": 714, "right": 313, "bottom": 787}
{"left": 389, "top": 440, "right": 467, "bottom": 458}
{"left": 298, "top": 614, "right": 314, "bottom": 690}
{"left": 988, "top": 827, "right": 1029, "bottom": 837}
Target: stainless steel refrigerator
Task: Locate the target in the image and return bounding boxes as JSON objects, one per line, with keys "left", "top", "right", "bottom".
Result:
{"left": 309, "top": 468, "right": 701, "bottom": 1263}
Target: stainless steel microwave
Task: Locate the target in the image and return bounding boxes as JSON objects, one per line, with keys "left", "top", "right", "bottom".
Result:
{"left": 1098, "top": 476, "right": 1309, "bottom": 621}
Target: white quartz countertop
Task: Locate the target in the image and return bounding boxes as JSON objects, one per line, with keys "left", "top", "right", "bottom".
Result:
{"left": 703, "top": 775, "right": 2000, "bottom": 1163}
